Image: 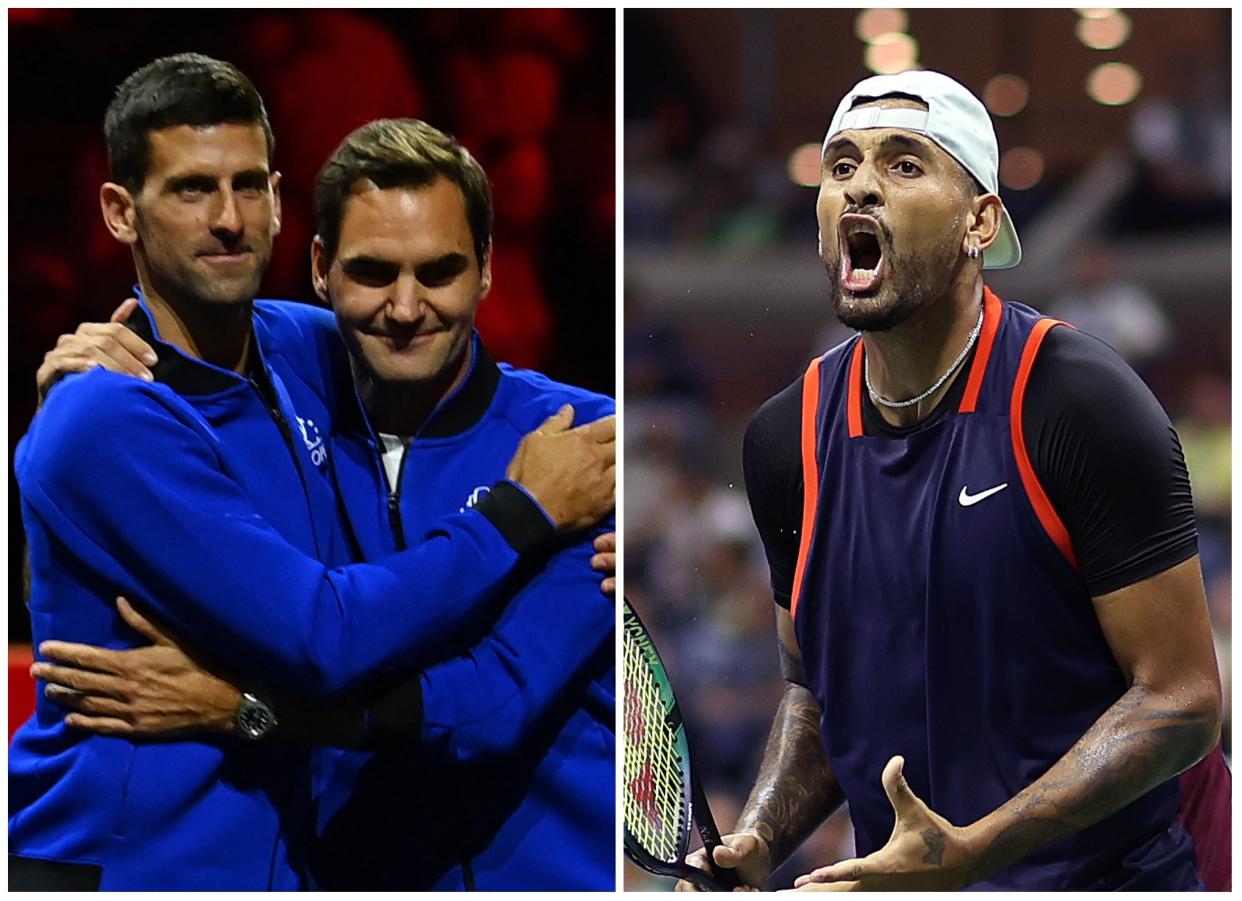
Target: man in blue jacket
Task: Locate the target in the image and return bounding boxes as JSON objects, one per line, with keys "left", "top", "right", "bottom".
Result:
{"left": 26, "top": 91, "right": 617, "bottom": 888}
{"left": 12, "top": 55, "right": 615, "bottom": 890}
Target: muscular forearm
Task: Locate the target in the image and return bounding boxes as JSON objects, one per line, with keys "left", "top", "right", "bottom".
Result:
{"left": 736, "top": 681, "right": 845, "bottom": 870}
{"left": 963, "top": 680, "right": 1219, "bottom": 883}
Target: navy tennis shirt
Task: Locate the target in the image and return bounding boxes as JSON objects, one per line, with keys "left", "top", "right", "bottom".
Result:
{"left": 743, "top": 288, "right": 1229, "bottom": 890}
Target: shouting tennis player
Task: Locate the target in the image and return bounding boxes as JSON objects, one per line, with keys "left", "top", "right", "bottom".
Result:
{"left": 679, "top": 70, "right": 1229, "bottom": 891}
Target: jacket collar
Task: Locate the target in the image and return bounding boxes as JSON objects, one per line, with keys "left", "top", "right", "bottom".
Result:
{"left": 338, "top": 332, "right": 502, "bottom": 441}
{"left": 124, "top": 288, "right": 250, "bottom": 395}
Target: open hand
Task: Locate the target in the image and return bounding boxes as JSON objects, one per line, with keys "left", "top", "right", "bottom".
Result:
{"left": 792, "top": 756, "right": 978, "bottom": 891}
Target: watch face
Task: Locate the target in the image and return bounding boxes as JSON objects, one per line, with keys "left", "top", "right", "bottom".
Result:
{"left": 237, "top": 697, "right": 276, "bottom": 740}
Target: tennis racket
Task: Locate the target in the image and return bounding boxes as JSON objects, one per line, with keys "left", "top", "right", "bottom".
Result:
{"left": 623, "top": 597, "right": 740, "bottom": 891}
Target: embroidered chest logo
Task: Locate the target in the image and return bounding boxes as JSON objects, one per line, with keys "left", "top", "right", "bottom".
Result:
{"left": 461, "top": 485, "right": 491, "bottom": 513}
{"left": 958, "top": 482, "right": 1008, "bottom": 507}
{"left": 296, "top": 416, "right": 328, "bottom": 468}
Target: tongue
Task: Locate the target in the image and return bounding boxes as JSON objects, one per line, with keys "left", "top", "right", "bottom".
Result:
{"left": 842, "top": 255, "right": 883, "bottom": 292}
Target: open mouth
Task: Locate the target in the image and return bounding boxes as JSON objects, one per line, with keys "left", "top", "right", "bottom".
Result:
{"left": 838, "top": 215, "right": 885, "bottom": 293}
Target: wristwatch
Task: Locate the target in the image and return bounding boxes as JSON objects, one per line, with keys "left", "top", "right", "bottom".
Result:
{"left": 234, "top": 691, "right": 278, "bottom": 741}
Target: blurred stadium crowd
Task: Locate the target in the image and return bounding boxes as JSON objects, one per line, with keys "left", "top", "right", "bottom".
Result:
{"left": 623, "top": 9, "right": 1229, "bottom": 890}
{"left": 8, "top": 9, "right": 615, "bottom": 647}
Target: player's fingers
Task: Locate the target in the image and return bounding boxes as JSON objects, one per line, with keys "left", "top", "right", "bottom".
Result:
{"left": 535, "top": 404, "right": 575, "bottom": 434}
{"left": 600, "top": 576, "right": 616, "bottom": 597}
{"left": 63, "top": 713, "right": 135, "bottom": 735}
{"left": 109, "top": 297, "right": 139, "bottom": 324}
{"left": 674, "top": 878, "right": 702, "bottom": 892}
{"left": 712, "top": 832, "right": 760, "bottom": 866}
{"left": 30, "top": 662, "right": 126, "bottom": 698}
{"left": 590, "top": 551, "right": 615, "bottom": 572}
{"left": 80, "top": 327, "right": 155, "bottom": 379}
{"left": 44, "top": 685, "right": 130, "bottom": 717}
{"left": 576, "top": 413, "right": 615, "bottom": 443}
{"left": 593, "top": 531, "right": 616, "bottom": 554}
{"left": 116, "top": 596, "right": 174, "bottom": 646}
{"left": 793, "top": 856, "right": 870, "bottom": 886}
{"left": 788, "top": 880, "right": 860, "bottom": 892}
{"left": 37, "top": 640, "right": 126, "bottom": 675}
{"left": 881, "top": 755, "right": 919, "bottom": 817}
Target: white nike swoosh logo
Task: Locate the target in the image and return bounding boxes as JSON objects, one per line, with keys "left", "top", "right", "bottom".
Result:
{"left": 958, "top": 483, "right": 1008, "bottom": 506}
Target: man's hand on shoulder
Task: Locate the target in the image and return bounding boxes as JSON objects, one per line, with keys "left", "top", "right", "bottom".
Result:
{"left": 36, "top": 298, "right": 159, "bottom": 405}
{"left": 506, "top": 405, "right": 616, "bottom": 532}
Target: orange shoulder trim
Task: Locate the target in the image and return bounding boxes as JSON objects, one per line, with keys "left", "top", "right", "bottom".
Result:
{"left": 958, "top": 287, "right": 1003, "bottom": 413}
{"left": 790, "top": 355, "right": 824, "bottom": 622}
{"left": 1010, "top": 318, "right": 1080, "bottom": 571}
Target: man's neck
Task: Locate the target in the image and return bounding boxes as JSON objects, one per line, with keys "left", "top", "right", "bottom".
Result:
{"left": 862, "top": 277, "right": 983, "bottom": 428}
{"left": 358, "top": 343, "right": 473, "bottom": 439}
{"left": 137, "top": 273, "right": 253, "bottom": 375}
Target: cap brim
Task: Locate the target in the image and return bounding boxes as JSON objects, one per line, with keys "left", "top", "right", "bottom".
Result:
{"left": 983, "top": 207, "right": 1021, "bottom": 270}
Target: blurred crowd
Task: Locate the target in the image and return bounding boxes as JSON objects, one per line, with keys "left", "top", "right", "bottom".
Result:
{"left": 8, "top": 9, "right": 615, "bottom": 641}
{"left": 624, "top": 13, "right": 1229, "bottom": 892}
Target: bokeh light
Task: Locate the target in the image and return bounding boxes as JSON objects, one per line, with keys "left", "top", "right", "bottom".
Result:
{"left": 787, "top": 143, "right": 823, "bottom": 188}
{"left": 864, "top": 33, "right": 919, "bottom": 75}
{"left": 999, "top": 147, "right": 1045, "bottom": 190}
{"left": 1074, "top": 7, "right": 1117, "bottom": 19}
{"left": 1086, "top": 62, "right": 1143, "bottom": 105}
{"left": 855, "top": 8, "right": 908, "bottom": 43}
{"left": 983, "top": 74, "right": 1030, "bottom": 117}
{"left": 1076, "top": 10, "right": 1131, "bottom": 49}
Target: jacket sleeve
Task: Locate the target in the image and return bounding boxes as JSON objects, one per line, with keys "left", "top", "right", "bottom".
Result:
{"left": 18, "top": 377, "right": 548, "bottom": 696}
{"left": 395, "top": 520, "right": 614, "bottom": 762}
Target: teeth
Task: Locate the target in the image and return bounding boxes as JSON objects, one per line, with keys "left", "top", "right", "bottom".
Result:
{"left": 846, "top": 224, "right": 876, "bottom": 237}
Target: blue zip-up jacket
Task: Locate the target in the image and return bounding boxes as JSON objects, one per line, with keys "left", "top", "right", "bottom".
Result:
{"left": 308, "top": 337, "right": 616, "bottom": 890}
{"left": 10, "top": 299, "right": 550, "bottom": 890}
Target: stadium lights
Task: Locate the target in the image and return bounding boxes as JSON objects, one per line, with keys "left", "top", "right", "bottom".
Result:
{"left": 1074, "top": 7, "right": 1118, "bottom": 19}
{"left": 787, "top": 143, "right": 823, "bottom": 188}
{"left": 855, "top": 8, "right": 908, "bottom": 43}
{"left": 1076, "top": 10, "right": 1131, "bottom": 49}
{"left": 983, "top": 74, "right": 1030, "bottom": 117}
{"left": 1086, "top": 62, "right": 1142, "bottom": 105}
{"left": 865, "top": 32, "right": 919, "bottom": 75}
{"left": 999, "top": 147, "right": 1045, "bottom": 190}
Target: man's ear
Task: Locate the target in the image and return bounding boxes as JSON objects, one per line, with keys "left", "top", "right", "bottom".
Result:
{"left": 310, "top": 234, "right": 330, "bottom": 303}
{"left": 100, "top": 182, "right": 139, "bottom": 245}
{"left": 270, "top": 170, "right": 283, "bottom": 237}
{"left": 965, "top": 193, "right": 1003, "bottom": 256}
{"left": 479, "top": 244, "right": 493, "bottom": 300}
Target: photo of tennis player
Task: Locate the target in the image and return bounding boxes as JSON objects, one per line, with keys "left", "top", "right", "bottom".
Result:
{"left": 9, "top": 10, "right": 616, "bottom": 891}
{"left": 623, "top": 8, "right": 1229, "bottom": 891}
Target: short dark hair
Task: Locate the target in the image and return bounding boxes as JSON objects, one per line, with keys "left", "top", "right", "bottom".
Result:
{"left": 313, "top": 118, "right": 493, "bottom": 268}
{"left": 104, "top": 53, "right": 274, "bottom": 192}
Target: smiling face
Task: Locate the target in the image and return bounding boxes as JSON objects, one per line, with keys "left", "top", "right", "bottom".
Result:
{"left": 816, "top": 98, "right": 976, "bottom": 332}
{"left": 130, "top": 123, "right": 281, "bottom": 308}
{"left": 313, "top": 177, "right": 491, "bottom": 389}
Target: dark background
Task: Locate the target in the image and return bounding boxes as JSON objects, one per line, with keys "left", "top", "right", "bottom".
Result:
{"left": 623, "top": 8, "right": 1230, "bottom": 889}
{"left": 8, "top": 9, "right": 616, "bottom": 644}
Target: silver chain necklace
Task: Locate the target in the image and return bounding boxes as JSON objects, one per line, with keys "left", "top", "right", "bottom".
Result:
{"left": 863, "top": 303, "right": 985, "bottom": 409}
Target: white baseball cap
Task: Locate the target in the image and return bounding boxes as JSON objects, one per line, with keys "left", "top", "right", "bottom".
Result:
{"left": 823, "top": 70, "right": 1021, "bottom": 270}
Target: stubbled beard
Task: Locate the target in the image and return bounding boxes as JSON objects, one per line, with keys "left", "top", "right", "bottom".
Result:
{"left": 822, "top": 238, "right": 960, "bottom": 333}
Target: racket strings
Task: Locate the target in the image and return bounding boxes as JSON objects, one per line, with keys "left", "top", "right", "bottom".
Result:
{"left": 623, "top": 623, "right": 688, "bottom": 864}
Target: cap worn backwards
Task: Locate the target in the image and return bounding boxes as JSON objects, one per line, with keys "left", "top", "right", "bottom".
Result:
{"left": 823, "top": 70, "right": 1021, "bottom": 270}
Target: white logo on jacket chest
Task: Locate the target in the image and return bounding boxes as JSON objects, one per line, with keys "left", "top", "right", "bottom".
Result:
{"left": 296, "top": 416, "right": 328, "bottom": 468}
{"left": 461, "top": 485, "right": 491, "bottom": 513}
{"left": 958, "top": 482, "right": 1008, "bottom": 507}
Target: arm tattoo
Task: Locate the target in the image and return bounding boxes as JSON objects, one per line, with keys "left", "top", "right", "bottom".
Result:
{"left": 970, "top": 681, "right": 1218, "bottom": 880}
{"left": 735, "top": 682, "right": 844, "bottom": 869}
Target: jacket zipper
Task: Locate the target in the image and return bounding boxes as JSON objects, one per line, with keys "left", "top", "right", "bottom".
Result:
{"left": 387, "top": 442, "right": 409, "bottom": 551}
